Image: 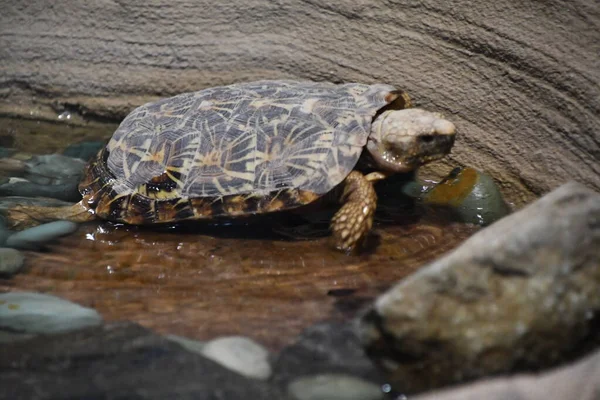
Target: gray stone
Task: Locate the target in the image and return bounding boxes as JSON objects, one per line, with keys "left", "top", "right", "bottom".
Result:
{"left": 6, "top": 220, "right": 79, "bottom": 250}
{"left": 0, "top": 292, "right": 102, "bottom": 334}
{"left": 0, "top": 179, "right": 81, "bottom": 202}
{"left": 288, "top": 374, "right": 383, "bottom": 400}
{"left": 22, "top": 154, "right": 86, "bottom": 185}
{"left": 201, "top": 336, "right": 272, "bottom": 380}
{"left": 359, "top": 182, "right": 600, "bottom": 393}
{"left": 0, "top": 247, "right": 25, "bottom": 276}
{"left": 272, "top": 321, "right": 384, "bottom": 387}
{"left": 0, "top": 322, "right": 292, "bottom": 400}
{"left": 1, "top": 0, "right": 599, "bottom": 207}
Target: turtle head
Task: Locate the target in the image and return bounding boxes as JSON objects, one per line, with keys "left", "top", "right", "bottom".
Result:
{"left": 366, "top": 108, "right": 456, "bottom": 173}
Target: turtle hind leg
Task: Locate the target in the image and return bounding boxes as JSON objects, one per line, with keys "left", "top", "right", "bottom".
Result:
{"left": 330, "top": 171, "right": 384, "bottom": 253}
{"left": 4, "top": 200, "right": 96, "bottom": 231}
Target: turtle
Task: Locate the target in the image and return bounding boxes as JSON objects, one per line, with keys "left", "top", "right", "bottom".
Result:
{"left": 6, "top": 80, "right": 456, "bottom": 252}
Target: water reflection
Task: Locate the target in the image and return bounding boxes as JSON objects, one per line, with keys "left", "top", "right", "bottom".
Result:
{"left": 1, "top": 192, "right": 478, "bottom": 349}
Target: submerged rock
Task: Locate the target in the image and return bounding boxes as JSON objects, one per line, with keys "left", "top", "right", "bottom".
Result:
{"left": 0, "top": 177, "right": 80, "bottom": 202}
{"left": 0, "top": 153, "right": 85, "bottom": 184}
{"left": 0, "top": 248, "right": 25, "bottom": 276}
{"left": 0, "top": 153, "right": 84, "bottom": 202}
{"left": 421, "top": 167, "right": 511, "bottom": 225}
{"left": 359, "top": 182, "right": 600, "bottom": 393}
{"left": 287, "top": 374, "right": 383, "bottom": 400}
{"left": 398, "top": 167, "right": 511, "bottom": 226}
{"left": 0, "top": 292, "right": 102, "bottom": 335}
{"left": 22, "top": 154, "right": 86, "bottom": 185}
{"left": 0, "top": 322, "right": 291, "bottom": 400}
{"left": 6, "top": 220, "right": 79, "bottom": 250}
{"left": 201, "top": 336, "right": 272, "bottom": 380}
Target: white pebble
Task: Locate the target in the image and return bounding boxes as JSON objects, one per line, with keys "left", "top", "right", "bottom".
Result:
{"left": 0, "top": 292, "right": 102, "bottom": 334}
{"left": 201, "top": 335, "right": 272, "bottom": 380}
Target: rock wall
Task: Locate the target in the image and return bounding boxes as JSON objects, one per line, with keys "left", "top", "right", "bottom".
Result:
{"left": 1, "top": 0, "right": 599, "bottom": 205}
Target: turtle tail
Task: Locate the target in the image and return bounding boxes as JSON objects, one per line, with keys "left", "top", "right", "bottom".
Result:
{"left": 4, "top": 200, "right": 96, "bottom": 231}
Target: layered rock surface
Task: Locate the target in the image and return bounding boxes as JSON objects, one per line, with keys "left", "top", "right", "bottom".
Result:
{"left": 1, "top": 0, "right": 599, "bottom": 204}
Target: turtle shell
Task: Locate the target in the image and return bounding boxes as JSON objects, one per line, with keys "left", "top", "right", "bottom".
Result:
{"left": 79, "top": 80, "right": 411, "bottom": 224}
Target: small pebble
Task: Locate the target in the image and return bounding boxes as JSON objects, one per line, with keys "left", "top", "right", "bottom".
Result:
{"left": 0, "top": 292, "right": 102, "bottom": 334}
{"left": 201, "top": 335, "right": 272, "bottom": 380}
{"left": 6, "top": 221, "right": 79, "bottom": 250}
{"left": 0, "top": 248, "right": 25, "bottom": 276}
{"left": 0, "top": 180, "right": 81, "bottom": 202}
{"left": 288, "top": 374, "right": 383, "bottom": 400}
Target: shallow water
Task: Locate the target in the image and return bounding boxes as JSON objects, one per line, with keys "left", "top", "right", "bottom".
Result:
{"left": 0, "top": 116, "right": 480, "bottom": 349}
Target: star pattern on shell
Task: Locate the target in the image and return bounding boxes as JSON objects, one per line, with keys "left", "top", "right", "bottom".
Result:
{"left": 82, "top": 80, "right": 403, "bottom": 224}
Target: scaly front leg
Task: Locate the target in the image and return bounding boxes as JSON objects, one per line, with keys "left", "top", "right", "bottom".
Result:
{"left": 330, "top": 171, "right": 386, "bottom": 252}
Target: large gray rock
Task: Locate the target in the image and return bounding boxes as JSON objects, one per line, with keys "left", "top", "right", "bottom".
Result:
{"left": 358, "top": 181, "right": 600, "bottom": 393}
{"left": 1, "top": 1, "right": 599, "bottom": 205}
{"left": 0, "top": 322, "right": 291, "bottom": 400}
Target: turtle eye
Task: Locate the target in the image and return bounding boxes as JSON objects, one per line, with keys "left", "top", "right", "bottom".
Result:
{"left": 419, "top": 135, "right": 435, "bottom": 143}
